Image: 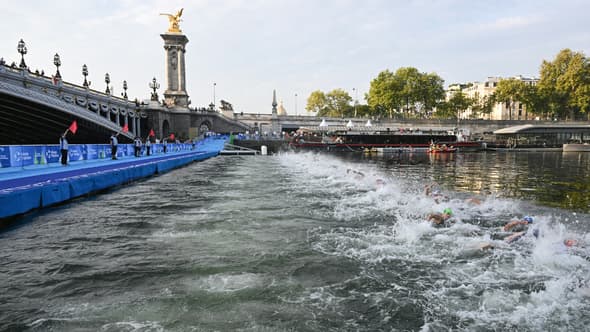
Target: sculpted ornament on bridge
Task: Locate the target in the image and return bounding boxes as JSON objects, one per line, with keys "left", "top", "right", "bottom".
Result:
{"left": 160, "top": 8, "right": 183, "bottom": 33}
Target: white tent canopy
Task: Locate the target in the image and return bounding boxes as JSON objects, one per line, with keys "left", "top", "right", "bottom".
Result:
{"left": 365, "top": 120, "right": 372, "bottom": 127}
{"left": 346, "top": 120, "right": 354, "bottom": 128}
{"left": 319, "top": 119, "right": 328, "bottom": 127}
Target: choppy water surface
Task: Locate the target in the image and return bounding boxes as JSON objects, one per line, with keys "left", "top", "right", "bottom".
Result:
{"left": 1, "top": 151, "right": 589, "bottom": 331}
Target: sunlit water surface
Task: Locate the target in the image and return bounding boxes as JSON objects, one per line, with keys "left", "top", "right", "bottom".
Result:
{"left": 1, "top": 151, "right": 589, "bottom": 331}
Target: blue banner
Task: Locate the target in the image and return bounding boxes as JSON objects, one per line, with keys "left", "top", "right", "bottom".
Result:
{"left": 16, "top": 146, "right": 35, "bottom": 167}
{"left": 86, "top": 144, "right": 98, "bottom": 160}
{"left": 0, "top": 146, "right": 10, "bottom": 168}
{"left": 45, "top": 146, "right": 61, "bottom": 164}
{"left": 68, "top": 145, "right": 84, "bottom": 162}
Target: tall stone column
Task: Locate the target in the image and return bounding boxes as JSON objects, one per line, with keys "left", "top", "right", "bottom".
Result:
{"left": 161, "top": 33, "right": 189, "bottom": 108}
{"left": 136, "top": 117, "right": 141, "bottom": 137}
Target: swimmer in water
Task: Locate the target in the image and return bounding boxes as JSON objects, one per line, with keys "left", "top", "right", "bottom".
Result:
{"left": 503, "top": 216, "right": 534, "bottom": 232}
{"left": 427, "top": 207, "right": 453, "bottom": 227}
{"left": 424, "top": 183, "right": 449, "bottom": 203}
{"left": 504, "top": 227, "right": 540, "bottom": 244}
{"left": 346, "top": 168, "right": 365, "bottom": 180}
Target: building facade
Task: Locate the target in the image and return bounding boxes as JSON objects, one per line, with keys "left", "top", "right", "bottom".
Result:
{"left": 452, "top": 75, "right": 539, "bottom": 121}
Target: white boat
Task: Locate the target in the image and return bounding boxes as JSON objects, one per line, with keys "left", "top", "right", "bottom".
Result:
{"left": 563, "top": 143, "right": 590, "bottom": 152}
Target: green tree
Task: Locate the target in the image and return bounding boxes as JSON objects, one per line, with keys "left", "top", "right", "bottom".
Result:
{"left": 325, "top": 89, "right": 353, "bottom": 117}
{"left": 418, "top": 73, "right": 445, "bottom": 116}
{"left": 538, "top": 49, "right": 590, "bottom": 120}
{"left": 306, "top": 89, "right": 353, "bottom": 117}
{"left": 367, "top": 70, "right": 403, "bottom": 118}
{"left": 436, "top": 91, "right": 472, "bottom": 119}
{"left": 494, "top": 78, "right": 528, "bottom": 120}
{"left": 367, "top": 67, "right": 445, "bottom": 119}
{"left": 306, "top": 90, "right": 328, "bottom": 115}
{"left": 471, "top": 93, "right": 495, "bottom": 119}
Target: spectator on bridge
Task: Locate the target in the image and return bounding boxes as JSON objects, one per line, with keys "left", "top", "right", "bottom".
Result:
{"left": 162, "top": 138, "right": 167, "bottom": 153}
{"left": 110, "top": 132, "right": 119, "bottom": 160}
{"left": 145, "top": 137, "right": 151, "bottom": 156}
{"left": 59, "top": 131, "right": 69, "bottom": 166}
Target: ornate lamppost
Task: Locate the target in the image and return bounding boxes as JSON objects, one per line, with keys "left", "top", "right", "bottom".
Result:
{"left": 122, "top": 80, "right": 128, "bottom": 99}
{"left": 105, "top": 73, "right": 111, "bottom": 95}
{"left": 149, "top": 77, "right": 160, "bottom": 101}
{"left": 213, "top": 82, "right": 217, "bottom": 107}
{"left": 352, "top": 88, "right": 358, "bottom": 118}
{"left": 17, "top": 39, "right": 27, "bottom": 69}
{"left": 82, "top": 64, "right": 89, "bottom": 87}
{"left": 53, "top": 53, "right": 61, "bottom": 79}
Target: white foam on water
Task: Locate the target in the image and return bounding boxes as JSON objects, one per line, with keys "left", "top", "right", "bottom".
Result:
{"left": 278, "top": 151, "right": 590, "bottom": 330}
{"left": 101, "top": 321, "right": 165, "bottom": 332}
{"left": 186, "top": 272, "right": 266, "bottom": 293}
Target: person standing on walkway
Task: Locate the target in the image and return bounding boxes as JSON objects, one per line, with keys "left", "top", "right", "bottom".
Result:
{"left": 134, "top": 136, "right": 142, "bottom": 157}
{"left": 59, "top": 130, "right": 69, "bottom": 166}
{"left": 145, "top": 137, "right": 151, "bottom": 156}
{"left": 110, "top": 132, "right": 119, "bottom": 160}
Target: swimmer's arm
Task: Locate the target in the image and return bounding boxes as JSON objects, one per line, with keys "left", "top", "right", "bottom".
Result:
{"left": 503, "top": 220, "right": 525, "bottom": 231}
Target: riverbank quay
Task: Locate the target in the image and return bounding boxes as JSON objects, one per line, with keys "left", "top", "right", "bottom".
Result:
{"left": 0, "top": 137, "right": 227, "bottom": 220}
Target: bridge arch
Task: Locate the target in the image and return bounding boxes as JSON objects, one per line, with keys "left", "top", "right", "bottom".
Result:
{"left": 198, "top": 120, "right": 212, "bottom": 135}
{"left": 162, "top": 120, "right": 170, "bottom": 138}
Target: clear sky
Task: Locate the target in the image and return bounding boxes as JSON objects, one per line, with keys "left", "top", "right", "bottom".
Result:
{"left": 1, "top": 0, "right": 588, "bottom": 114}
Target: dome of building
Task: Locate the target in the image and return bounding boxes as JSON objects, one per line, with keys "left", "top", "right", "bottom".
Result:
{"left": 277, "top": 100, "right": 288, "bottom": 116}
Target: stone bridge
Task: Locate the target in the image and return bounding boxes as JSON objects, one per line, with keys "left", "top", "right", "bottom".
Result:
{"left": 0, "top": 64, "right": 145, "bottom": 144}
{"left": 0, "top": 64, "right": 250, "bottom": 144}
{"left": 233, "top": 113, "right": 581, "bottom": 138}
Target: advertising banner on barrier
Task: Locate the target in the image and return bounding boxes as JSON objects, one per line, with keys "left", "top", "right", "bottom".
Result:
{"left": 99, "top": 145, "right": 109, "bottom": 159}
{"left": 16, "top": 146, "right": 35, "bottom": 167}
{"left": 0, "top": 146, "right": 11, "bottom": 168}
{"left": 45, "top": 146, "right": 61, "bottom": 164}
{"left": 125, "top": 144, "right": 134, "bottom": 157}
{"left": 86, "top": 144, "right": 98, "bottom": 160}
{"left": 68, "top": 145, "right": 84, "bottom": 162}
{"left": 32, "top": 146, "right": 46, "bottom": 165}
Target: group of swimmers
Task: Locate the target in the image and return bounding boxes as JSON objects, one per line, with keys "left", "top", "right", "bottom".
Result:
{"left": 424, "top": 183, "right": 581, "bottom": 250}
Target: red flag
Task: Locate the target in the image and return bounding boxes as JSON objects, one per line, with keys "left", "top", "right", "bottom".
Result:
{"left": 170, "top": 133, "right": 175, "bottom": 141}
{"left": 149, "top": 129, "right": 155, "bottom": 137}
{"left": 68, "top": 120, "right": 78, "bottom": 134}
{"left": 122, "top": 123, "right": 129, "bottom": 133}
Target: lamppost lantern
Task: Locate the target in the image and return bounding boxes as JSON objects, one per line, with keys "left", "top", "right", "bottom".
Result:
{"left": 104, "top": 73, "right": 111, "bottom": 95}
{"left": 149, "top": 77, "right": 160, "bottom": 101}
{"left": 82, "top": 64, "right": 89, "bottom": 87}
{"left": 122, "top": 80, "right": 128, "bottom": 99}
{"left": 53, "top": 53, "right": 61, "bottom": 79}
{"left": 17, "top": 39, "right": 27, "bottom": 69}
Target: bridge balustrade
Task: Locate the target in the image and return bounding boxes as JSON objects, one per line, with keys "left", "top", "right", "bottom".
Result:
{"left": 0, "top": 64, "right": 147, "bottom": 137}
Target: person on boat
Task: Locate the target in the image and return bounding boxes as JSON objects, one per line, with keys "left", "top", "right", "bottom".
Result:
{"left": 427, "top": 208, "right": 454, "bottom": 227}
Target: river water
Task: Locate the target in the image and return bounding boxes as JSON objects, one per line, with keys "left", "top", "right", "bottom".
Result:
{"left": 1, "top": 151, "right": 589, "bottom": 331}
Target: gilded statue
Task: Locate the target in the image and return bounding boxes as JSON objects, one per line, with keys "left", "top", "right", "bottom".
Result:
{"left": 160, "top": 8, "right": 183, "bottom": 33}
